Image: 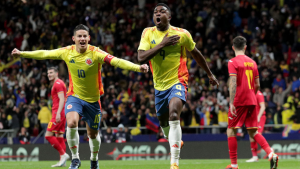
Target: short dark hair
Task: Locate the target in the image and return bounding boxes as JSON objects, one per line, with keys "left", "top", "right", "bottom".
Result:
{"left": 73, "top": 24, "right": 89, "bottom": 35}
{"left": 47, "top": 66, "right": 58, "bottom": 72}
{"left": 155, "top": 3, "right": 171, "bottom": 14}
{"left": 232, "top": 36, "right": 247, "bottom": 51}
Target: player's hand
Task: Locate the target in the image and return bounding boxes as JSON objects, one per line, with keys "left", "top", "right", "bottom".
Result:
{"left": 257, "top": 115, "right": 261, "bottom": 123}
{"left": 11, "top": 48, "right": 21, "bottom": 57}
{"left": 208, "top": 75, "right": 219, "bottom": 87}
{"left": 230, "top": 103, "right": 237, "bottom": 117}
{"left": 161, "top": 33, "right": 180, "bottom": 47}
{"left": 140, "top": 64, "right": 149, "bottom": 73}
{"left": 56, "top": 114, "right": 61, "bottom": 123}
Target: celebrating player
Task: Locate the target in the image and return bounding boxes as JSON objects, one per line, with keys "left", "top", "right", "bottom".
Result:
{"left": 11, "top": 24, "right": 149, "bottom": 169}
{"left": 226, "top": 36, "right": 278, "bottom": 169}
{"left": 137, "top": 3, "right": 219, "bottom": 169}
{"left": 246, "top": 90, "right": 267, "bottom": 162}
{"left": 45, "top": 66, "right": 69, "bottom": 167}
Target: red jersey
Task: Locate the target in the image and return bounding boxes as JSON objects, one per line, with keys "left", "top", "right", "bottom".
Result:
{"left": 228, "top": 55, "right": 259, "bottom": 106}
{"left": 51, "top": 79, "right": 67, "bottom": 119}
{"left": 256, "top": 90, "right": 266, "bottom": 115}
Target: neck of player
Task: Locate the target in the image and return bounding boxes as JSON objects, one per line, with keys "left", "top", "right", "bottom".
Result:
{"left": 77, "top": 46, "right": 87, "bottom": 53}
{"left": 157, "top": 24, "right": 170, "bottom": 32}
{"left": 52, "top": 77, "right": 58, "bottom": 83}
{"left": 234, "top": 50, "right": 245, "bottom": 56}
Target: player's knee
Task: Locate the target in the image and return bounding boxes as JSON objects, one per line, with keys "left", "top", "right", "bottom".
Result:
{"left": 67, "top": 120, "right": 78, "bottom": 128}
{"left": 226, "top": 128, "right": 236, "bottom": 137}
{"left": 169, "top": 112, "right": 179, "bottom": 121}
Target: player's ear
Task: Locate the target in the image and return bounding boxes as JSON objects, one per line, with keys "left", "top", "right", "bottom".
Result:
{"left": 232, "top": 46, "right": 235, "bottom": 51}
{"left": 72, "top": 36, "right": 75, "bottom": 42}
{"left": 244, "top": 45, "right": 247, "bottom": 51}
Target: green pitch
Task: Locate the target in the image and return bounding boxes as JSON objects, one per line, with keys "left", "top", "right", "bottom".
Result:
{"left": 1, "top": 159, "right": 298, "bottom": 169}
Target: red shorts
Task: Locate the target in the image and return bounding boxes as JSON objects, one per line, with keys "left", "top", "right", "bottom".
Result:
{"left": 258, "top": 114, "right": 266, "bottom": 133}
{"left": 228, "top": 105, "right": 258, "bottom": 129}
{"left": 47, "top": 118, "right": 66, "bottom": 134}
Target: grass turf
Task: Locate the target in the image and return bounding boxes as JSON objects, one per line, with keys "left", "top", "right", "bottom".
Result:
{"left": 1, "top": 159, "right": 298, "bottom": 169}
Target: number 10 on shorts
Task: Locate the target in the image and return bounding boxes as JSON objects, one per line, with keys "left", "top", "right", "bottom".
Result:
{"left": 94, "top": 114, "right": 101, "bottom": 123}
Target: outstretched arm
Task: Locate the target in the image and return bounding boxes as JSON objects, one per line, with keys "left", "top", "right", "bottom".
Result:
{"left": 137, "top": 33, "right": 180, "bottom": 64}
{"left": 11, "top": 48, "right": 64, "bottom": 60}
{"left": 109, "top": 56, "right": 149, "bottom": 73}
{"left": 189, "top": 47, "right": 219, "bottom": 86}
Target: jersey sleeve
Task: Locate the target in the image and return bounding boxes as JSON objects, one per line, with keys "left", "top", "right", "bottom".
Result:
{"left": 54, "top": 82, "right": 65, "bottom": 94}
{"left": 256, "top": 93, "right": 265, "bottom": 103}
{"left": 94, "top": 47, "right": 110, "bottom": 64}
{"left": 254, "top": 63, "right": 259, "bottom": 79}
{"left": 20, "top": 48, "right": 66, "bottom": 60}
{"left": 94, "top": 47, "right": 141, "bottom": 72}
{"left": 182, "top": 30, "right": 196, "bottom": 51}
{"left": 228, "top": 60, "right": 237, "bottom": 76}
{"left": 138, "top": 28, "right": 151, "bottom": 51}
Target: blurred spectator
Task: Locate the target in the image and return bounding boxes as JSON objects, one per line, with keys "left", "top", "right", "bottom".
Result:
{"left": 291, "top": 76, "right": 300, "bottom": 92}
{"left": 19, "top": 127, "right": 30, "bottom": 144}
{"left": 272, "top": 74, "right": 286, "bottom": 91}
{"left": 37, "top": 101, "right": 52, "bottom": 134}
{"left": 281, "top": 103, "right": 294, "bottom": 125}
{"left": 218, "top": 104, "right": 228, "bottom": 133}
{"left": 114, "top": 123, "right": 128, "bottom": 143}
{"left": 103, "top": 127, "right": 114, "bottom": 143}
{"left": 273, "top": 83, "right": 292, "bottom": 106}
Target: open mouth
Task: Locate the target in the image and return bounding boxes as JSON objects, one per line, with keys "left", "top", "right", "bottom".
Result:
{"left": 156, "top": 17, "right": 161, "bottom": 24}
{"left": 80, "top": 42, "right": 86, "bottom": 47}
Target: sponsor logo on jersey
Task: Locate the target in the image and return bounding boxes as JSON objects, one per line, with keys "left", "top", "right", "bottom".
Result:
{"left": 175, "top": 92, "right": 182, "bottom": 96}
{"left": 70, "top": 59, "right": 75, "bottom": 63}
{"left": 86, "top": 58, "right": 93, "bottom": 65}
{"left": 228, "top": 117, "right": 233, "bottom": 120}
{"left": 151, "top": 40, "right": 156, "bottom": 44}
{"left": 67, "top": 104, "right": 72, "bottom": 109}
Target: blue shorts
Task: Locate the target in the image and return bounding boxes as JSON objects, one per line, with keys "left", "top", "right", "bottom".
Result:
{"left": 65, "top": 96, "right": 101, "bottom": 130}
{"left": 155, "top": 83, "right": 187, "bottom": 116}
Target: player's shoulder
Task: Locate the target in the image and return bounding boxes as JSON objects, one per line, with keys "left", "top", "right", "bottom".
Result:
{"left": 142, "top": 27, "right": 156, "bottom": 37}
{"left": 58, "top": 45, "right": 75, "bottom": 51}
{"left": 170, "top": 26, "right": 191, "bottom": 37}
{"left": 54, "top": 79, "right": 66, "bottom": 86}
{"left": 88, "top": 45, "right": 107, "bottom": 55}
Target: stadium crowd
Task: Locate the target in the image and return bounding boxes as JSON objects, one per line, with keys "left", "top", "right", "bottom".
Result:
{"left": 1, "top": 0, "right": 300, "bottom": 141}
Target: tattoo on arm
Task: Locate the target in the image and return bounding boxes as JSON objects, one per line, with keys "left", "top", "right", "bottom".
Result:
{"left": 229, "top": 76, "right": 237, "bottom": 104}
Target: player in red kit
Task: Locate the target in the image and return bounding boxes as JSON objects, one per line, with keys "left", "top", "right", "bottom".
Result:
{"left": 246, "top": 90, "right": 267, "bottom": 162}
{"left": 226, "top": 36, "right": 278, "bottom": 169}
{"left": 45, "top": 66, "right": 70, "bottom": 167}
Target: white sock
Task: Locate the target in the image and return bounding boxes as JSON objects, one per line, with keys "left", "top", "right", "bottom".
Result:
{"left": 161, "top": 126, "right": 170, "bottom": 140}
{"left": 169, "top": 120, "right": 181, "bottom": 166}
{"left": 67, "top": 127, "right": 80, "bottom": 159}
{"left": 231, "top": 164, "right": 238, "bottom": 167}
{"left": 89, "top": 133, "right": 101, "bottom": 161}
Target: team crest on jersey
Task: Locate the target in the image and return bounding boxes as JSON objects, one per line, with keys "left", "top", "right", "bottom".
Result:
{"left": 67, "top": 104, "right": 72, "bottom": 109}
{"left": 85, "top": 58, "right": 93, "bottom": 65}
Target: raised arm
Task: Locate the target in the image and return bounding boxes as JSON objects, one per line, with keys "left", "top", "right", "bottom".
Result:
{"left": 189, "top": 47, "right": 219, "bottom": 86}
{"left": 137, "top": 32, "right": 180, "bottom": 64}
{"left": 11, "top": 48, "right": 64, "bottom": 60}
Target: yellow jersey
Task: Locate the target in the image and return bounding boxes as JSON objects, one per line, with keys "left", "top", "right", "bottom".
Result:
{"left": 21, "top": 45, "right": 141, "bottom": 103}
{"left": 138, "top": 25, "right": 195, "bottom": 91}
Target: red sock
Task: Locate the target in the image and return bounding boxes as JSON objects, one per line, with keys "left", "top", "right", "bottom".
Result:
{"left": 228, "top": 136, "right": 238, "bottom": 165}
{"left": 57, "top": 137, "right": 66, "bottom": 152}
{"left": 46, "top": 136, "right": 65, "bottom": 156}
{"left": 253, "top": 133, "right": 272, "bottom": 155}
{"left": 250, "top": 141, "right": 258, "bottom": 157}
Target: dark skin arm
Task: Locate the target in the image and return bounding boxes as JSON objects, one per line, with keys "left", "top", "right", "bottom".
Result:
{"left": 137, "top": 33, "right": 180, "bottom": 64}
{"left": 189, "top": 47, "right": 219, "bottom": 86}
